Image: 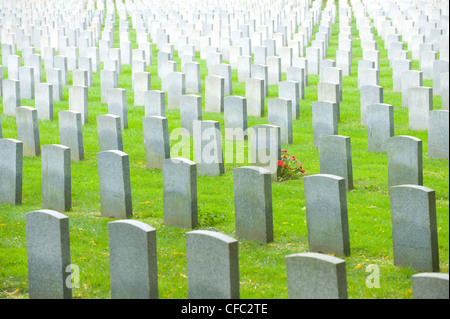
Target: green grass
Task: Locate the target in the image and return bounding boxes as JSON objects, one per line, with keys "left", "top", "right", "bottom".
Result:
{"left": 0, "top": 5, "right": 448, "bottom": 299}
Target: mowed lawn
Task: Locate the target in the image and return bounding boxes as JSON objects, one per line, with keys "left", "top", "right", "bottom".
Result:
{"left": 0, "top": 4, "right": 448, "bottom": 299}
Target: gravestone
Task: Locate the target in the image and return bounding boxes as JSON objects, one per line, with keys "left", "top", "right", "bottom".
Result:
{"left": 108, "top": 88, "right": 128, "bottom": 129}
{"left": 46, "top": 68, "right": 63, "bottom": 101}
{"left": 205, "top": 75, "right": 224, "bottom": 113}
{"left": 2, "top": 79, "right": 20, "bottom": 116}
{"left": 186, "top": 230, "right": 239, "bottom": 299}
{"left": 367, "top": 103, "right": 394, "bottom": 153}
{"left": 251, "top": 64, "right": 268, "bottom": 97}
{"left": 303, "top": 174, "right": 351, "bottom": 256}
{"left": 19, "top": 66, "right": 34, "bottom": 99}
{"left": 0, "top": 139, "right": 23, "bottom": 205}
{"left": 358, "top": 68, "right": 379, "bottom": 89}
{"left": 69, "top": 86, "right": 88, "bottom": 125}
{"left": 412, "top": 273, "right": 449, "bottom": 299}
{"left": 267, "top": 56, "right": 281, "bottom": 84}
{"left": 97, "top": 150, "right": 132, "bottom": 219}
{"left": 59, "top": 111, "right": 84, "bottom": 162}
{"left": 184, "top": 62, "right": 202, "bottom": 94}
{"left": 143, "top": 116, "right": 170, "bottom": 169}
{"left": 35, "top": 83, "right": 53, "bottom": 120}
{"left": 72, "top": 69, "right": 88, "bottom": 87}
{"left": 16, "top": 106, "right": 40, "bottom": 157}
{"left": 108, "top": 220, "right": 158, "bottom": 299}
{"left": 389, "top": 185, "right": 439, "bottom": 272}
{"left": 41, "top": 144, "right": 71, "bottom": 212}
{"left": 245, "top": 77, "right": 265, "bottom": 116}
{"left": 26, "top": 209, "right": 71, "bottom": 299}
{"left": 224, "top": 96, "right": 247, "bottom": 141}
{"left": 428, "top": 110, "right": 449, "bottom": 159}
{"left": 144, "top": 90, "right": 165, "bottom": 117}
{"left": 408, "top": 86, "right": 432, "bottom": 131}
{"left": 286, "top": 252, "right": 347, "bottom": 299}
{"left": 279, "top": 81, "right": 300, "bottom": 119}
{"left": 133, "top": 72, "right": 151, "bottom": 106}
{"left": 193, "top": 120, "right": 224, "bottom": 176}
{"left": 312, "top": 101, "right": 338, "bottom": 147}
{"left": 180, "top": 94, "right": 202, "bottom": 136}
{"left": 360, "top": 85, "right": 383, "bottom": 126}
{"left": 387, "top": 135, "right": 423, "bottom": 187}
{"left": 392, "top": 59, "right": 412, "bottom": 92}
{"left": 162, "top": 158, "right": 198, "bottom": 228}
{"left": 401, "top": 70, "right": 422, "bottom": 107}
{"left": 286, "top": 66, "right": 305, "bottom": 100}
{"left": 167, "top": 72, "right": 185, "bottom": 109}
{"left": 440, "top": 72, "right": 449, "bottom": 110}
{"left": 249, "top": 124, "right": 281, "bottom": 181}
{"left": 233, "top": 166, "right": 273, "bottom": 243}
{"left": 100, "top": 69, "right": 118, "bottom": 103}
{"left": 318, "top": 135, "right": 353, "bottom": 190}
{"left": 268, "top": 98, "right": 293, "bottom": 144}
{"left": 97, "top": 115, "right": 123, "bottom": 152}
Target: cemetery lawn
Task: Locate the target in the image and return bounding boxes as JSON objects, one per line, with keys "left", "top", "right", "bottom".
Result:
{"left": 0, "top": 7, "right": 448, "bottom": 299}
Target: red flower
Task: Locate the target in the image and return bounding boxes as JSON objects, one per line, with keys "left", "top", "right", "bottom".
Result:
{"left": 278, "top": 160, "right": 284, "bottom": 167}
{"left": 281, "top": 149, "right": 287, "bottom": 153}
{"left": 290, "top": 155, "right": 296, "bottom": 160}
{"left": 300, "top": 168, "right": 305, "bottom": 173}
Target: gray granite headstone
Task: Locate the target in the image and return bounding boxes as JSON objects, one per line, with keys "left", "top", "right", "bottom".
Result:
{"left": 59, "top": 111, "right": 84, "bottom": 162}
{"left": 143, "top": 116, "right": 170, "bottom": 169}
{"left": 360, "top": 85, "right": 383, "bottom": 126}
{"left": 0, "top": 138, "right": 23, "bottom": 205}
{"left": 167, "top": 72, "right": 185, "bottom": 109}
{"left": 268, "top": 98, "right": 293, "bottom": 144}
{"left": 35, "top": 83, "right": 53, "bottom": 120}
{"left": 428, "top": 110, "right": 449, "bottom": 159}
{"left": 186, "top": 230, "right": 239, "bottom": 299}
{"left": 224, "top": 96, "right": 247, "bottom": 141}
{"left": 180, "top": 94, "right": 202, "bottom": 137}
{"left": 162, "top": 157, "right": 197, "bottom": 228}
{"left": 26, "top": 209, "right": 71, "bottom": 299}
{"left": 108, "top": 88, "right": 128, "bottom": 129}
{"left": 97, "top": 150, "right": 132, "bottom": 219}
{"left": 205, "top": 75, "right": 224, "bottom": 113}
{"left": 2, "top": 79, "right": 20, "bottom": 116}
{"left": 279, "top": 80, "right": 300, "bottom": 119}
{"left": 249, "top": 124, "right": 281, "bottom": 180}
{"left": 245, "top": 77, "right": 265, "bottom": 117}
{"left": 367, "top": 103, "right": 394, "bottom": 153}
{"left": 286, "top": 252, "right": 347, "bottom": 299}
{"left": 389, "top": 184, "right": 439, "bottom": 272}
{"left": 69, "top": 85, "right": 88, "bottom": 125}
{"left": 16, "top": 106, "right": 40, "bottom": 157}
{"left": 108, "top": 220, "right": 158, "bottom": 299}
{"left": 412, "top": 273, "right": 449, "bottom": 299}
{"left": 41, "top": 144, "right": 71, "bottom": 212}
{"left": 408, "top": 86, "right": 432, "bottom": 131}
{"left": 303, "top": 174, "right": 350, "bottom": 256}
{"left": 387, "top": 135, "right": 423, "bottom": 187}
{"left": 97, "top": 114, "right": 123, "bottom": 152}
{"left": 312, "top": 101, "right": 338, "bottom": 147}
{"left": 193, "top": 120, "right": 224, "bottom": 176}
{"left": 233, "top": 166, "right": 273, "bottom": 243}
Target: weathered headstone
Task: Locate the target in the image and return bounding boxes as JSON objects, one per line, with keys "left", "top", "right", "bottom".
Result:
{"left": 286, "top": 252, "right": 347, "bottom": 299}
{"left": 0, "top": 138, "right": 23, "bottom": 205}
{"left": 408, "top": 86, "right": 432, "bottom": 131}
{"left": 180, "top": 94, "right": 202, "bottom": 137}
{"left": 186, "top": 230, "right": 239, "bottom": 299}
{"left": 25, "top": 209, "right": 72, "bottom": 299}
{"left": 360, "top": 85, "right": 383, "bottom": 126}
{"left": 233, "top": 166, "right": 273, "bottom": 243}
{"left": 389, "top": 185, "right": 439, "bottom": 272}
{"left": 19, "top": 66, "right": 34, "bottom": 99}
{"left": 268, "top": 98, "right": 293, "bottom": 144}
{"left": 318, "top": 135, "right": 353, "bottom": 190}
{"left": 193, "top": 120, "right": 224, "bottom": 176}
{"left": 16, "top": 106, "right": 40, "bottom": 157}
{"left": 2, "top": 79, "right": 20, "bottom": 116}
{"left": 41, "top": 144, "right": 71, "bottom": 212}
{"left": 167, "top": 72, "right": 185, "bottom": 109}
{"left": 108, "top": 220, "right": 158, "bottom": 299}
{"left": 387, "top": 135, "right": 423, "bottom": 187}
{"left": 401, "top": 70, "right": 422, "bottom": 107}
{"left": 312, "top": 101, "right": 338, "bottom": 147}
{"left": 69, "top": 86, "right": 88, "bottom": 125}
{"left": 412, "top": 273, "right": 449, "bottom": 299}
{"left": 366, "top": 103, "right": 394, "bottom": 153}
{"left": 245, "top": 77, "right": 265, "bottom": 117}
{"left": 143, "top": 116, "right": 170, "bottom": 169}
{"left": 428, "top": 110, "right": 449, "bottom": 159}
{"left": 279, "top": 80, "right": 300, "bottom": 119}
{"left": 97, "top": 150, "right": 132, "bottom": 219}
{"left": 108, "top": 88, "right": 128, "bottom": 130}
{"left": 144, "top": 90, "right": 165, "bottom": 117}
{"left": 249, "top": 124, "right": 281, "bottom": 180}
{"left": 59, "top": 111, "right": 84, "bottom": 162}
{"left": 303, "top": 174, "right": 351, "bottom": 256}
{"left": 205, "top": 75, "right": 224, "bottom": 113}
{"left": 162, "top": 157, "right": 197, "bottom": 228}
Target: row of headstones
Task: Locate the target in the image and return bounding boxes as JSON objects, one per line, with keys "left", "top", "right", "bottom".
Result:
{"left": 25, "top": 208, "right": 449, "bottom": 299}
{"left": 0, "top": 127, "right": 444, "bottom": 270}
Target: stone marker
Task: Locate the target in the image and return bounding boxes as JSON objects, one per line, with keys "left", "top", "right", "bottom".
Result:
{"left": 19, "top": 66, "right": 34, "bottom": 99}
{"left": 184, "top": 62, "right": 202, "bottom": 94}
{"left": 366, "top": 103, "right": 394, "bottom": 153}
{"left": 144, "top": 90, "right": 165, "bottom": 117}
{"left": 401, "top": 70, "right": 422, "bottom": 107}
{"left": 0, "top": 139, "right": 23, "bottom": 205}
{"left": 133, "top": 72, "right": 151, "bottom": 106}
{"left": 440, "top": 72, "right": 449, "bottom": 110}
{"left": 100, "top": 69, "right": 118, "bottom": 103}
{"left": 108, "top": 88, "right": 128, "bottom": 129}
{"left": 180, "top": 94, "right": 202, "bottom": 137}
{"left": 2, "top": 79, "right": 20, "bottom": 116}
{"left": 35, "top": 83, "right": 53, "bottom": 120}
{"left": 26, "top": 209, "right": 71, "bottom": 299}
{"left": 312, "top": 101, "right": 338, "bottom": 147}
{"left": 59, "top": 111, "right": 84, "bottom": 162}
{"left": 360, "top": 85, "right": 383, "bottom": 126}
{"left": 186, "top": 230, "right": 239, "bottom": 299}
{"left": 279, "top": 80, "right": 300, "bottom": 119}
{"left": 249, "top": 124, "right": 281, "bottom": 180}
{"left": 233, "top": 166, "right": 273, "bottom": 243}
{"left": 69, "top": 86, "right": 88, "bottom": 125}
{"left": 387, "top": 135, "right": 423, "bottom": 187}
{"left": 108, "top": 220, "right": 158, "bottom": 299}
{"left": 389, "top": 185, "right": 439, "bottom": 272}
{"left": 245, "top": 77, "right": 265, "bottom": 117}
{"left": 428, "top": 110, "right": 449, "bottom": 159}
{"left": 318, "top": 135, "right": 353, "bottom": 190}
{"left": 97, "top": 114, "right": 123, "bottom": 152}
{"left": 46, "top": 68, "right": 63, "bottom": 101}
{"left": 143, "top": 116, "right": 170, "bottom": 169}
{"left": 162, "top": 158, "right": 197, "bottom": 228}
{"left": 412, "top": 273, "right": 449, "bottom": 299}
{"left": 268, "top": 98, "right": 293, "bottom": 144}
{"left": 224, "top": 96, "right": 247, "bottom": 141}
{"left": 167, "top": 72, "right": 185, "bottom": 109}
{"left": 303, "top": 174, "right": 350, "bottom": 256}
{"left": 408, "top": 86, "right": 432, "bottom": 131}
{"left": 41, "top": 144, "right": 71, "bottom": 212}
{"left": 286, "top": 252, "right": 347, "bottom": 299}
{"left": 97, "top": 150, "right": 132, "bottom": 219}
{"left": 193, "top": 120, "right": 224, "bottom": 176}
{"left": 205, "top": 75, "right": 224, "bottom": 113}
{"left": 16, "top": 106, "right": 40, "bottom": 157}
